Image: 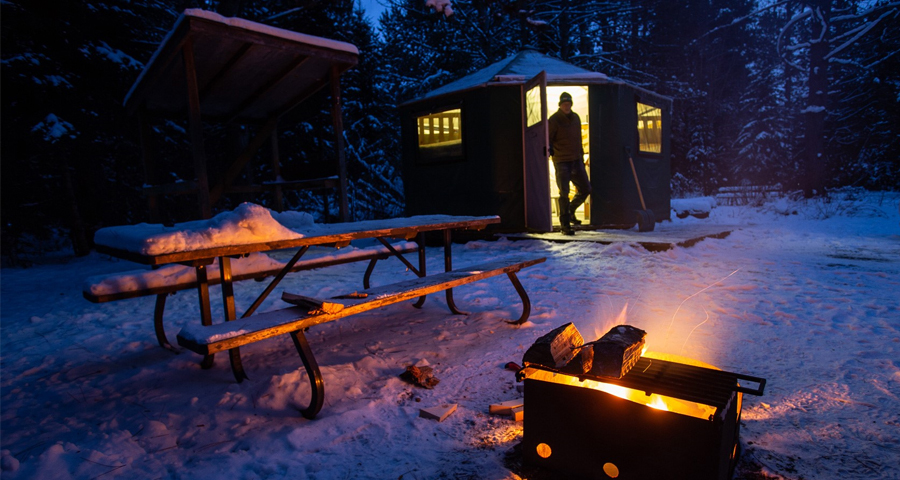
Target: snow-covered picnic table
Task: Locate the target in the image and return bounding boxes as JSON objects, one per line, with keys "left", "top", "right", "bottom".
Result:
{"left": 89, "top": 204, "right": 544, "bottom": 418}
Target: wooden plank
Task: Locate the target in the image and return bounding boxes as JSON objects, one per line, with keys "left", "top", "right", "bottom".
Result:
{"left": 176, "top": 255, "right": 545, "bottom": 354}
{"left": 95, "top": 216, "right": 500, "bottom": 266}
{"left": 187, "top": 17, "right": 358, "bottom": 65}
{"left": 331, "top": 65, "right": 349, "bottom": 222}
{"left": 124, "top": 19, "right": 192, "bottom": 114}
{"left": 142, "top": 181, "right": 199, "bottom": 196}
{"left": 84, "top": 242, "right": 419, "bottom": 303}
{"left": 208, "top": 116, "right": 280, "bottom": 206}
{"left": 221, "top": 177, "right": 338, "bottom": 194}
{"left": 224, "top": 55, "right": 311, "bottom": 122}
{"left": 489, "top": 399, "right": 524, "bottom": 415}
{"left": 199, "top": 42, "right": 254, "bottom": 102}
{"left": 419, "top": 404, "right": 457, "bottom": 422}
{"left": 182, "top": 36, "right": 212, "bottom": 219}
{"left": 281, "top": 292, "right": 344, "bottom": 314}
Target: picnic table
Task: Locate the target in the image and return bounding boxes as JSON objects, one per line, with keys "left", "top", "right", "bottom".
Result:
{"left": 92, "top": 212, "right": 544, "bottom": 418}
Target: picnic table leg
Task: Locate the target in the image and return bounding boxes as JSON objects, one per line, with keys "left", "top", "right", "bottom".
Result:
{"left": 443, "top": 230, "right": 468, "bottom": 315}
{"left": 219, "top": 256, "right": 249, "bottom": 383}
{"left": 413, "top": 232, "right": 427, "bottom": 308}
{"left": 289, "top": 329, "right": 324, "bottom": 419}
{"left": 504, "top": 271, "right": 532, "bottom": 325}
{"left": 374, "top": 235, "right": 427, "bottom": 308}
{"left": 153, "top": 294, "right": 176, "bottom": 351}
{"left": 195, "top": 264, "right": 215, "bottom": 369}
{"left": 242, "top": 246, "right": 310, "bottom": 318}
{"left": 363, "top": 258, "right": 377, "bottom": 290}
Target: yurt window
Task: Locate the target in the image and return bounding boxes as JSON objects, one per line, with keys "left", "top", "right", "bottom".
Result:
{"left": 637, "top": 102, "right": 662, "bottom": 153}
{"left": 416, "top": 108, "right": 463, "bottom": 163}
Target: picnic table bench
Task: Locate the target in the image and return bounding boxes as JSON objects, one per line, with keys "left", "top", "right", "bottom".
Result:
{"left": 84, "top": 241, "right": 418, "bottom": 349}
{"left": 89, "top": 213, "right": 546, "bottom": 418}
{"left": 177, "top": 254, "right": 545, "bottom": 418}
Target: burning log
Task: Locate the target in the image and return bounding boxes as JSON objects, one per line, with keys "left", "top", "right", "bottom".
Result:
{"left": 587, "top": 325, "right": 646, "bottom": 379}
{"left": 522, "top": 323, "right": 592, "bottom": 373}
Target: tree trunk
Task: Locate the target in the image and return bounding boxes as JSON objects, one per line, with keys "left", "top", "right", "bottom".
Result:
{"left": 803, "top": 1, "right": 831, "bottom": 197}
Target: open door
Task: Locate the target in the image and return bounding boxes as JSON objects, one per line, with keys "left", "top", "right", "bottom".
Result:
{"left": 523, "top": 71, "right": 551, "bottom": 231}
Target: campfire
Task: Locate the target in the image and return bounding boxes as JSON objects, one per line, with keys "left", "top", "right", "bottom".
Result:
{"left": 516, "top": 323, "right": 765, "bottom": 480}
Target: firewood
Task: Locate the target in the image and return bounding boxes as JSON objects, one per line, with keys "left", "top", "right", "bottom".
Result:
{"left": 522, "top": 322, "right": 584, "bottom": 369}
{"left": 281, "top": 292, "right": 344, "bottom": 314}
{"left": 510, "top": 405, "right": 524, "bottom": 422}
{"left": 419, "top": 404, "right": 457, "bottom": 422}
{"left": 399, "top": 365, "right": 440, "bottom": 389}
{"left": 489, "top": 399, "right": 524, "bottom": 415}
{"left": 556, "top": 344, "right": 593, "bottom": 375}
{"left": 587, "top": 325, "right": 646, "bottom": 379}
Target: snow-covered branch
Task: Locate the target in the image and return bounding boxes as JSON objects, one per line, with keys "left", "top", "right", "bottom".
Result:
{"left": 425, "top": 0, "right": 453, "bottom": 17}
{"left": 825, "top": 6, "right": 899, "bottom": 61}
{"left": 777, "top": 7, "right": 812, "bottom": 71}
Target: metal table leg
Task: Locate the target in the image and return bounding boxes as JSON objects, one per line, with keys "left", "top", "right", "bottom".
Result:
{"left": 153, "top": 293, "right": 176, "bottom": 351}
{"left": 219, "top": 256, "right": 249, "bottom": 383}
{"left": 290, "top": 329, "right": 324, "bottom": 419}
{"left": 443, "top": 229, "right": 467, "bottom": 315}
{"left": 374, "top": 234, "right": 427, "bottom": 309}
{"left": 242, "top": 246, "right": 310, "bottom": 318}
{"left": 195, "top": 264, "right": 215, "bottom": 369}
{"left": 413, "top": 232, "right": 427, "bottom": 308}
{"left": 505, "top": 271, "right": 532, "bottom": 325}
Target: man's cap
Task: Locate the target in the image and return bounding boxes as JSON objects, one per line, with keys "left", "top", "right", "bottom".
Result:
{"left": 559, "top": 92, "right": 573, "bottom": 105}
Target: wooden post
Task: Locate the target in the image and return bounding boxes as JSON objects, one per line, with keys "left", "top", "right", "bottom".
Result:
{"left": 270, "top": 127, "right": 284, "bottom": 212}
{"left": 182, "top": 36, "right": 212, "bottom": 219}
{"left": 138, "top": 107, "right": 160, "bottom": 223}
{"left": 330, "top": 65, "right": 350, "bottom": 222}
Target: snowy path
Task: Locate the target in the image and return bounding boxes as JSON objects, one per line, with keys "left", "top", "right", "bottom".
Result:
{"left": 2, "top": 193, "right": 899, "bottom": 479}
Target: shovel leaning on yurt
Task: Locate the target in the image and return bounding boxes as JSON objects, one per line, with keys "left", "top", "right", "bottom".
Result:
{"left": 625, "top": 147, "right": 655, "bottom": 232}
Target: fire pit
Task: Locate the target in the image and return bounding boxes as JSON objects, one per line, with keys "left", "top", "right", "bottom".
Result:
{"left": 516, "top": 324, "right": 766, "bottom": 480}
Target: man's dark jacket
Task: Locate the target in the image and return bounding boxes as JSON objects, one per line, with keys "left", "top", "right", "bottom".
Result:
{"left": 548, "top": 109, "right": 584, "bottom": 163}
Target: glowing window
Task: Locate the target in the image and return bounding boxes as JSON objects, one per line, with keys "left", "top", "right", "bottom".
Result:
{"left": 416, "top": 108, "right": 463, "bottom": 164}
{"left": 526, "top": 86, "right": 542, "bottom": 127}
{"left": 417, "top": 109, "right": 461, "bottom": 147}
{"left": 637, "top": 102, "right": 662, "bottom": 153}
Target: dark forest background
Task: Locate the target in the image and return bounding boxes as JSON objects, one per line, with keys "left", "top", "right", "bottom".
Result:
{"left": 2, "top": 0, "right": 898, "bottom": 263}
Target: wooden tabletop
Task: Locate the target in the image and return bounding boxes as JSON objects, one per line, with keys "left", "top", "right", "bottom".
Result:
{"left": 95, "top": 215, "right": 500, "bottom": 266}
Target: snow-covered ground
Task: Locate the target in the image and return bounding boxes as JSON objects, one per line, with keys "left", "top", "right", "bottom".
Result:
{"left": 2, "top": 190, "right": 899, "bottom": 480}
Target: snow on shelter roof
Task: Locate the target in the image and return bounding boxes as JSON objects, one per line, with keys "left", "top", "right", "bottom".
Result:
{"left": 403, "top": 50, "right": 671, "bottom": 107}
{"left": 123, "top": 9, "right": 358, "bottom": 121}
{"left": 405, "top": 50, "right": 608, "bottom": 104}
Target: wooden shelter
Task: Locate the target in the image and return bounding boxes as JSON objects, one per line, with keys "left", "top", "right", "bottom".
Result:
{"left": 124, "top": 9, "right": 358, "bottom": 221}
{"left": 399, "top": 51, "right": 673, "bottom": 232}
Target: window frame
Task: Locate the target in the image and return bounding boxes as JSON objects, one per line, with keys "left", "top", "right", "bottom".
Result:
{"left": 635, "top": 100, "right": 664, "bottom": 155}
{"left": 413, "top": 103, "right": 465, "bottom": 165}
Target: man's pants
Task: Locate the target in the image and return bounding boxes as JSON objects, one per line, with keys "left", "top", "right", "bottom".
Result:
{"left": 554, "top": 159, "right": 592, "bottom": 224}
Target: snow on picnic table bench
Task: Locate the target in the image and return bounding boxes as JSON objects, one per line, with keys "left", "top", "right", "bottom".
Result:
{"left": 93, "top": 203, "right": 493, "bottom": 256}
{"left": 83, "top": 243, "right": 417, "bottom": 298}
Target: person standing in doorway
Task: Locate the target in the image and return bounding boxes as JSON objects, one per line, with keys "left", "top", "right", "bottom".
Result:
{"left": 549, "top": 91, "right": 591, "bottom": 235}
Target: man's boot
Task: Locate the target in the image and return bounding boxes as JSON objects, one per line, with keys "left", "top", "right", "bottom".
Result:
{"left": 569, "top": 207, "right": 582, "bottom": 226}
{"left": 560, "top": 215, "right": 575, "bottom": 236}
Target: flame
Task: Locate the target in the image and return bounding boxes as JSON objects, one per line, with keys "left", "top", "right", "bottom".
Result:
{"left": 526, "top": 350, "right": 720, "bottom": 420}
{"left": 647, "top": 396, "right": 669, "bottom": 411}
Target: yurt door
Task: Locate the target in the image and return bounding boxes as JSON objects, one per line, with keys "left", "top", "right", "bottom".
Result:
{"left": 522, "top": 71, "right": 551, "bottom": 231}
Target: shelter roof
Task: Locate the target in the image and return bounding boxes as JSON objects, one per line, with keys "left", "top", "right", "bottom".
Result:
{"left": 403, "top": 50, "right": 671, "bottom": 107}
{"left": 406, "top": 50, "right": 604, "bottom": 103}
{"left": 124, "top": 9, "right": 358, "bottom": 122}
